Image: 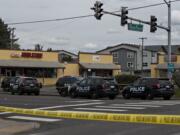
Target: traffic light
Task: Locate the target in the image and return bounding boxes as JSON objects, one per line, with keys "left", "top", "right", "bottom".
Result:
{"left": 150, "top": 16, "right": 157, "bottom": 33}
{"left": 121, "top": 7, "right": 128, "bottom": 26}
{"left": 91, "top": 1, "right": 103, "bottom": 20}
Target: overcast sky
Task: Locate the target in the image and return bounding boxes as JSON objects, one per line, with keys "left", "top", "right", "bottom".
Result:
{"left": 0, "top": 0, "right": 180, "bottom": 53}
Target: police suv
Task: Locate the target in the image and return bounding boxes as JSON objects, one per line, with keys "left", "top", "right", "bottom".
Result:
{"left": 69, "top": 76, "right": 119, "bottom": 99}
{"left": 122, "top": 78, "right": 174, "bottom": 100}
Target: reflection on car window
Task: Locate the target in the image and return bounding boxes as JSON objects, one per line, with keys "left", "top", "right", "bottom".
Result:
{"left": 133, "top": 79, "right": 141, "bottom": 85}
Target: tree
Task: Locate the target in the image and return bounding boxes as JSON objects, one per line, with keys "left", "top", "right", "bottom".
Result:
{"left": 0, "top": 18, "right": 18, "bottom": 49}
{"left": 173, "top": 71, "right": 180, "bottom": 88}
{"left": 34, "top": 44, "right": 43, "bottom": 51}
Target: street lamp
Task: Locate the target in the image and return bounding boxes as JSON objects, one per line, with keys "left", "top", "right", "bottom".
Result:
{"left": 139, "top": 37, "right": 147, "bottom": 77}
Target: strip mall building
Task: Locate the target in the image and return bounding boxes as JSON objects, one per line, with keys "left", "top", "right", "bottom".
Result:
{"left": 0, "top": 50, "right": 64, "bottom": 85}
{"left": 0, "top": 50, "right": 121, "bottom": 85}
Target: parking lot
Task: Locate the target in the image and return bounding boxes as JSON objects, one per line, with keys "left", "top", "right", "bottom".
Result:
{"left": 0, "top": 86, "right": 180, "bottom": 135}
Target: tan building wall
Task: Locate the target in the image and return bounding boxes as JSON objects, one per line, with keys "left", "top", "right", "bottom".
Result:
{"left": 0, "top": 50, "right": 63, "bottom": 86}
{"left": 64, "top": 63, "right": 79, "bottom": 76}
{"left": 0, "top": 50, "right": 58, "bottom": 62}
{"left": 79, "top": 53, "right": 113, "bottom": 64}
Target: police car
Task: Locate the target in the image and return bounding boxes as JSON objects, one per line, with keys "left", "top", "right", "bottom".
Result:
{"left": 69, "top": 76, "right": 119, "bottom": 100}
{"left": 122, "top": 78, "right": 174, "bottom": 100}
{"left": 56, "top": 76, "right": 83, "bottom": 97}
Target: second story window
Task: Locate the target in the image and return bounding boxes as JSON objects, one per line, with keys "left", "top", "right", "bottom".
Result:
{"left": 143, "top": 52, "right": 148, "bottom": 57}
{"left": 143, "top": 62, "right": 148, "bottom": 67}
{"left": 127, "top": 52, "right": 134, "bottom": 58}
{"left": 112, "top": 52, "right": 118, "bottom": 64}
{"left": 151, "top": 52, "right": 156, "bottom": 57}
{"left": 127, "top": 62, "right": 134, "bottom": 68}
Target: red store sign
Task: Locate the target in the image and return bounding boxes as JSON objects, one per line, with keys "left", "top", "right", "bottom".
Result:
{"left": 11, "top": 52, "right": 43, "bottom": 59}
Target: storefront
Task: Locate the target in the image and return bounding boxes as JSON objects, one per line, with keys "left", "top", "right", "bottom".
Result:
{"left": 78, "top": 52, "right": 121, "bottom": 77}
{"left": 0, "top": 50, "right": 64, "bottom": 85}
{"left": 151, "top": 54, "right": 180, "bottom": 78}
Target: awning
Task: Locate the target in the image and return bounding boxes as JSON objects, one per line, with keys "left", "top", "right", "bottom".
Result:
{"left": 0, "top": 60, "right": 64, "bottom": 68}
{"left": 156, "top": 63, "right": 180, "bottom": 69}
{"left": 79, "top": 63, "right": 120, "bottom": 70}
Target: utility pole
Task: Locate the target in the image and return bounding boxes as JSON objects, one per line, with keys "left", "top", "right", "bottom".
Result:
{"left": 139, "top": 37, "right": 147, "bottom": 77}
{"left": 164, "top": 0, "right": 172, "bottom": 79}
{"left": 10, "top": 28, "right": 15, "bottom": 49}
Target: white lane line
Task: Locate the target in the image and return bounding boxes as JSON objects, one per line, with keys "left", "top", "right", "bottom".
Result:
{"left": 65, "top": 100, "right": 103, "bottom": 103}
{"left": 0, "top": 112, "right": 11, "bottom": 115}
{"left": 37, "top": 102, "right": 104, "bottom": 110}
{"left": 74, "top": 108, "right": 127, "bottom": 112}
{"left": 111, "top": 104, "right": 160, "bottom": 108}
{"left": 0, "top": 102, "right": 104, "bottom": 115}
{"left": 95, "top": 106, "right": 145, "bottom": 110}
{"left": 8, "top": 116, "right": 61, "bottom": 122}
{"left": 126, "top": 102, "right": 177, "bottom": 106}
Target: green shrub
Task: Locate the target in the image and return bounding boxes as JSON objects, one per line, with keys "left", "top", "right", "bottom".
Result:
{"left": 173, "top": 71, "right": 180, "bottom": 88}
{"left": 115, "top": 74, "right": 140, "bottom": 84}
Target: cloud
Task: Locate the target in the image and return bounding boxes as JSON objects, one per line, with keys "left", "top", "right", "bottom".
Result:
{"left": 47, "top": 37, "right": 70, "bottom": 45}
{"left": 84, "top": 43, "right": 98, "bottom": 49}
{"left": 107, "top": 28, "right": 121, "bottom": 34}
{"left": 172, "top": 10, "right": 180, "bottom": 25}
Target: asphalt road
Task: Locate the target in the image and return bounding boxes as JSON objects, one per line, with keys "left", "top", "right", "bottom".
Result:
{"left": 0, "top": 87, "right": 180, "bottom": 135}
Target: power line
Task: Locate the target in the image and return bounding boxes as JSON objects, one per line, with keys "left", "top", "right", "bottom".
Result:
{"left": 7, "top": 0, "right": 180, "bottom": 25}
{"left": 8, "top": 15, "right": 93, "bottom": 25}
{"left": 115, "top": 0, "right": 180, "bottom": 12}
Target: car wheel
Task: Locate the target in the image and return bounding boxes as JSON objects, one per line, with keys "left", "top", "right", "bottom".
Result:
{"left": 18, "top": 90, "right": 23, "bottom": 95}
{"left": 91, "top": 91, "right": 98, "bottom": 99}
{"left": 163, "top": 96, "right": 171, "bottom": 100}
{"left": 70, "top": 91, "right": 77, "bottom": 98}
{"left": 11, "top": 91, "right": 15, "bottom": 95}
{"left": 146, "top": 92, "right": 154, "bottom": 100}
{"left": 35, "top": 91, "right": 40, "bottom": 96}
{"left": 108, "top": 95, "right": 116, "bottom": 100}
{"left": 60, "top": 90, "right": 68, "bottom": 97}
{"left": 122, "top": 92, "right": 131, "bottom": 99}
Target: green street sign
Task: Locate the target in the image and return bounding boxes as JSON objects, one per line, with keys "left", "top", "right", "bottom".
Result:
{"left": 128, "top": 23, "right": 143, "bottom": 32}
{"left": 168, "top": 63, "right": 175, "bottom": 73}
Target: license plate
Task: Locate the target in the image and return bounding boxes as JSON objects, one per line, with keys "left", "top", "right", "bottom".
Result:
{"left": 110, "top": 86, "right": 115, "bottom": 88}
{"left": 13, "top": 85, "right": 18, "bottom": 89}
{"left": 30, "top": 84, "right": 34, "bottom": 87}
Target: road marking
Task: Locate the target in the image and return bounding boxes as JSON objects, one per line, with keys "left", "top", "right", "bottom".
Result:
{"left": 95, "top": 106, "right": 145, "bottom": 110}
{"left": 65, "top": 100, "right": 103, "bottom": 103}
{"left": 74, "top": 107, "right": 127, "bottom": 112}
{"left": 8, "top": 116, "right": 62, "bottom": 122}
{"left": 37, "top": 102, "right": 104, "bottom": 110}
{"left": 0, "top": 112, "right": 11, "bottom": 115}
{"left": 126, "top": 102, "right": 177, "bottom": 106}
{"left": 0, "top": 102, "right": 104, "bottom": 115}
{"left": 112, "top": 104, "right": 160, "bottom": 108}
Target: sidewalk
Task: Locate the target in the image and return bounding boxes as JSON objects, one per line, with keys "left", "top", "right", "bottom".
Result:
{"left": 0, "top": 119, "right": 39, "bottom": 135}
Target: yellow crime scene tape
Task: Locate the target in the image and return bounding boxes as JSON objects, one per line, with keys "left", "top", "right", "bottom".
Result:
{"left": 0, "top": 106, "right": 180, "bottom": 125}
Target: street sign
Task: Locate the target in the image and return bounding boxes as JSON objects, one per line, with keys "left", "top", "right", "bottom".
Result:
{"left": 128, "top": 23, "right": 143, "bottom": 32}
{"left": 167, "top": 63, "right": 175, "bottom": 73}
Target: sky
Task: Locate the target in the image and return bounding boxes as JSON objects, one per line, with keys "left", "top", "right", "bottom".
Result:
{"left": 0, "top": 0, "right": 180, "bottom": 53}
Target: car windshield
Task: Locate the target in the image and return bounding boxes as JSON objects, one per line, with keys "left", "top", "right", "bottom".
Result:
{"left": 23, "top": 78, "right": 37, "bottom": 84}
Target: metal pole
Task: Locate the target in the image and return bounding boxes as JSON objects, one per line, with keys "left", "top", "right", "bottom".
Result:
{"left": 168, "top": 1, "right": 172, "bottom": 79}
{"left": 139, "top": 37, "right": 147, "bottom": 77}
{"left": 164, "top": 0, "right": 172, "bottom": 79}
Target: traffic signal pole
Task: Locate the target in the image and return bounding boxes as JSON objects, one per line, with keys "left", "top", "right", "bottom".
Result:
{"left": 165, "top": 0, "right": 172, "bottom": 79}
{"left": 91, "top": 0, "right": 172, "bottom": 79}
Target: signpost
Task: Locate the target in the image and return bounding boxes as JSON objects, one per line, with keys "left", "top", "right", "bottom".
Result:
{"left": 168, "top": 63, "right": 174, "bottom": 73}
{"left": 167, "top": 63, "right": 174, "bottom": 79}
{"left": 128, "top": 23, "right": 143, "bottom": 32}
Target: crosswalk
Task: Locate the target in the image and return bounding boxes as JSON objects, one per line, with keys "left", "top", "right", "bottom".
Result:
{"left": 1, "top": 100, "right": 180, "bottom": 123}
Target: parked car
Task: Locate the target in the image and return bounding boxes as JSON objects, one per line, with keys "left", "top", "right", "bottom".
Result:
{"left": 69, "top": 76, "right": 119, "bottom": 99}
{"left": 56, "top": 76, "right": 83, "bottom": 97}
{"left": 10, "top": 77, "right": 41, "bottom": 95}
{"left": 1, "top": 77, "right": 19, "bottom": 92}
{"left": 122, "top": 77, "right": 174, "bottom": 100}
